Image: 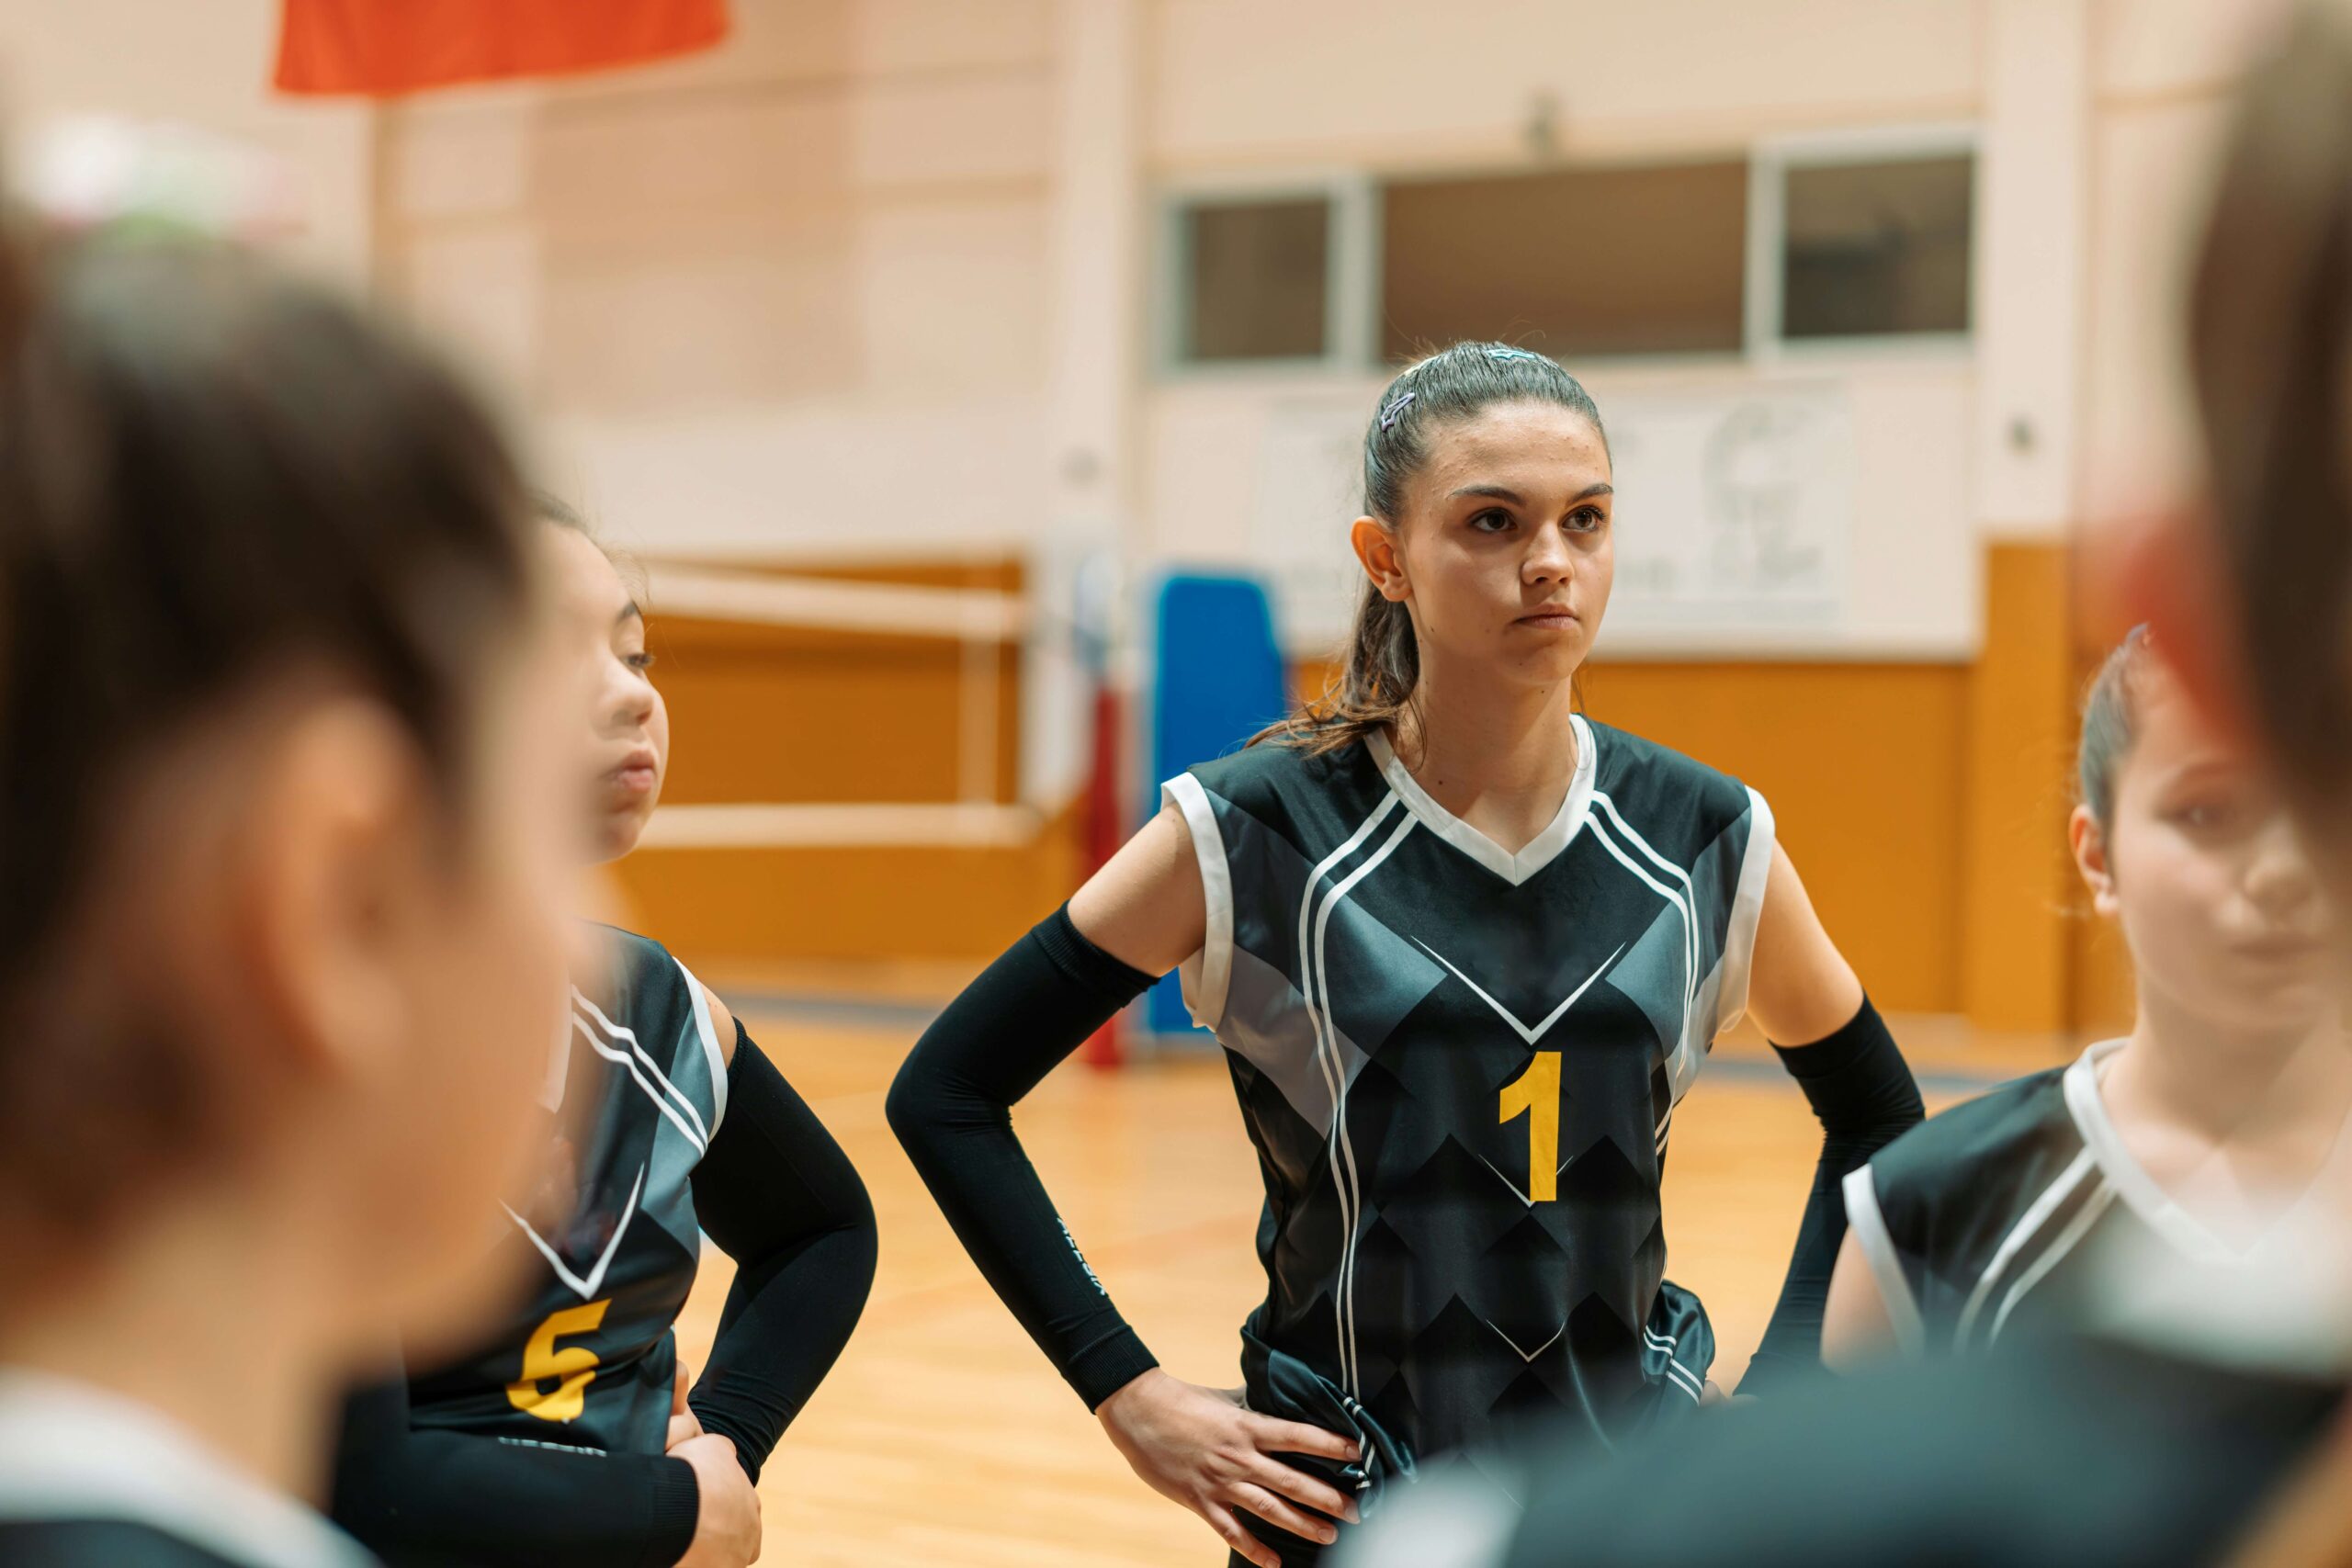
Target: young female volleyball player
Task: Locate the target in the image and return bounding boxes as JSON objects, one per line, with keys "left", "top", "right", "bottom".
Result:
{"left": 1349, "top": 18, "right": 2352, "bottom": 1566}
{"left": 332, "top": 503, "right": 878, "bottom": 1568}
{"left": 889, "top": 342, "right": 1924, "bottom": 1566}
{"left": 0, "top": 231, "right": 582, "bottom": 1564}
{"left": 1822, "top": 631, "right": 2346, "bottom": 1365}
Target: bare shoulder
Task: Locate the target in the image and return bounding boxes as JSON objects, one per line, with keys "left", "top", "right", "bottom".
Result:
{"left": 698, "top": 982, "right": 739, "bottom": 1066}
{"left": 1066, "top": 803, "right": 1207, "bottom": 977}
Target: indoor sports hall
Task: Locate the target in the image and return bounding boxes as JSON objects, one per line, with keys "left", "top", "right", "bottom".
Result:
{"left": 0, "top": 3, "right": 2318, "bottom": 1566}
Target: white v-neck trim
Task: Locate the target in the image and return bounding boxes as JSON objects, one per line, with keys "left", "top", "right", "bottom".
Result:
{"left": 0, "top": 1370, "right": 374, "bottom": 1567}
{"left": 1365, "top": 716, "right": 1597, "bottom": 887}
{"left": 2063, "top": 1038, "right": 2352, "bottom": 1268}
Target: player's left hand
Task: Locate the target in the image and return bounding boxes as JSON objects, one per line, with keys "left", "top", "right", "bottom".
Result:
{"left": 667, "top": 1362, "right": 705, "bottom": 1450}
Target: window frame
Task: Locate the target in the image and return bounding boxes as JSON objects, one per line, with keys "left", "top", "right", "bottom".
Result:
{"left": 1745, "top": 121, "right": 1980, "bottom": 363}
{"left": 1153, "top": 170, "right": 1379, "bottom": 378}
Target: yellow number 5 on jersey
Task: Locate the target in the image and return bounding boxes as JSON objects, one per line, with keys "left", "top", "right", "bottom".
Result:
{"left": 506, "top": 1299, "right": 610, "bottom": 1423}
{"left": 1498, "top": 1051, "right": 1562, "bottom": 1202}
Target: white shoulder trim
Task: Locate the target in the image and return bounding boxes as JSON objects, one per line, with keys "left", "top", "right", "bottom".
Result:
{"left": 1161, "top": 773, "right": 1233, "bottom": 1032}
{"left": 0, "top": 1371, "right": 374, "bottom": 1568}
{"left": 1714, "top": 787, "right": 1776, "bottom": 1034}
{"left": 676, "top": 957, "right": 729, "bottom": 1134}
{"left": 1841, "top": 1165, "right": 1928, "bottom": 1357}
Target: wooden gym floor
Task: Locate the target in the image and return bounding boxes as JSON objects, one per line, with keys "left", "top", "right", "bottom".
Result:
{"left": 674, "top": 994, "right": 2072, "bottom": 1567}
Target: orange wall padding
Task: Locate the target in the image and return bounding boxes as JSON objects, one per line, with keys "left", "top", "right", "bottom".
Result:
{"left": 623, "top": 544, "right": 2093, "bottom": 1033}
{"left": 275, "top": 0, "right": 727, "bottom": 96}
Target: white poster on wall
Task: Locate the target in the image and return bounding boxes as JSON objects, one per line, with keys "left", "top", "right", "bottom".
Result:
{"left": 1254, "top": 381, "right": 1858, "bottom": 657}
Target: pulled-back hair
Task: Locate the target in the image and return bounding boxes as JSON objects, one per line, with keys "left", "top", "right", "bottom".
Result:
{"left": 1256, "top": 342, "right": 1608, "bottom": 754}
{"left": 2077, "top": 626, "right": 2156, "bottom": 831}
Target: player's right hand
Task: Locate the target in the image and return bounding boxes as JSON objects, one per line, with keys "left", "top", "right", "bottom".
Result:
{"left": 673, "top": 1432, "right": 762, "bottom": 1566}
{"left": 1095, "top": 1368, "right": 1362, "bottom": 1568}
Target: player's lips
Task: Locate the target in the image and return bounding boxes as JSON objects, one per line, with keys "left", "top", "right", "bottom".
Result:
{"left": 1514, "top": 605, "right": 1580, "bottom": 629}
{"left": 2233, "top": 931, "right": 2324, "bottom": 964}
{"left": 605, "top": 747, "right": 660, "bottom": 796}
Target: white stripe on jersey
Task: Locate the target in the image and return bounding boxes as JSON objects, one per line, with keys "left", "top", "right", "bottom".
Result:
{"left": 676, "top": 957, "right": 729, "bottom": 1134}
{"left": 1987, "top": 1180, "right": 2118, "bottom": 1347}
{"left": 503, "top": 1162, "right": 647, "bottom": 1301}
{"left": 1585, "top": 812, "right": 1698, "bottom": 1077}
{"left": 1317, "top": 809, "right": 1418, "bottom": 1396}
{"left": 1955, "top": 1145, "right": 2098, "bottom": 1348}
{"left": 572, "top": 993, "right": 709, "bottom": 1154}
{"left": 1295, "top": 790, "right": 1405, "bottom": 1397}
{"left": 1840, "top": 1165, "right": 1928, "bottom": 1356}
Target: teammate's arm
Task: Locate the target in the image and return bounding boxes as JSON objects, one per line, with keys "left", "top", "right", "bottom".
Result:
{"left": 888, "top": 806, "right": 1361, "bottom": 1568}
{"left": 1821, "top": 1228, "right": 1899, "bottom": 1369}
{"left": 684, "top": 998, "right": 877, "bottom": 1480}
{"left": 1737, "top": 844, "right": 1924, "bottom": 1392}
{"left": 333, "top": 1365, "right": 722, "bottom": 1567}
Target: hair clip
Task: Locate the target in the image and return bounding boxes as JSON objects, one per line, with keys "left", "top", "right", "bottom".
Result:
{"left": 1485, "top": 346, "right": 1543, "bottom": 363}
{"left": 1379, "top": 391, "right": 1416, "bottom": 430}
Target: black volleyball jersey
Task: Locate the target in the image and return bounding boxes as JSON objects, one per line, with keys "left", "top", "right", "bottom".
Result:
{"left": 1163, "top": 716, "right": 1775, "bottom": 1462}
{"left": 406, "top": 927, "right": 728, "bottom": 1458}
{"left": 1846, "top": 1039, "right": 2352, "bottom": 1357}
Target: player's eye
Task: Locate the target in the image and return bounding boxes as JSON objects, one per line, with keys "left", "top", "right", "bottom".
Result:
{"left": 1566, "top": 506, "right": 1606, "bottom": 534}
{"left": 2172, "top": 798, "right": 2236, "bottom": 832}
{"left": 624, "top": 650, "right": 656, "bottom": 673}
{"left": 1468, "top": 508, "right": 1514, "bottom": 534}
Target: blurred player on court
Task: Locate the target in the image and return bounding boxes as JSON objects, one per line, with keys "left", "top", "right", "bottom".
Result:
{"left": 889, "top": 341, "right": 1923, "bottom": 1565}
{"left": 0, "top": 227, "right": 582, "bottom": 1565}
{"left": 1821, "top": 629, "right": 2346, "bottom": 1363}
{"left": 332, "top": 499, "right": 877, "bottom": 1568}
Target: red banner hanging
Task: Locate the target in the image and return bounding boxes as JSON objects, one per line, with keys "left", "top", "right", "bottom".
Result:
{"left": 275, "top": 0, "right": 729, "bottom": 97}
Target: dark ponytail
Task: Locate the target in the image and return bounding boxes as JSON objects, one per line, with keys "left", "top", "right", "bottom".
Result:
{"left": 1256, "top": 341, "right": 1608, "bottom": 754}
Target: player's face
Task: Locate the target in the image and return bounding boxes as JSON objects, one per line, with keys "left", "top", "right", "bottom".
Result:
{"left": 1385, "top": 400, "right": 1614, "bottom": 693}
{"left": 2080, "top": 669, "right": 2338, "bottom": 1039}
{"left": 548, "top": 526, "right": 671, "bottom": 863}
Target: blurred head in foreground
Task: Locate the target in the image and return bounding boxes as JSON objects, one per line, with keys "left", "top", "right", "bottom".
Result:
{"left": 0, "top": 228, "right": 582, "bottom": 1416}
{"left": 2128, "top": 1, "right": 2352, "bottom": 919}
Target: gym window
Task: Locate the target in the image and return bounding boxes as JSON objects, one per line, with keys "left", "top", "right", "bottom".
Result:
{"left": 1159, "top": 181, "right": 1375, "bottom": 369}
{"left": 1748, "top": 128, "right": 1977, "bottom": 352}
{"left": 1379, "top": 160, "right": 1747, "bottom": 361}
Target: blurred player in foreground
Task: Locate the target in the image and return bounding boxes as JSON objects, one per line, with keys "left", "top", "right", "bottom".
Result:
{"left": 0, "top": 227, "right": 582, "bottom": 1565}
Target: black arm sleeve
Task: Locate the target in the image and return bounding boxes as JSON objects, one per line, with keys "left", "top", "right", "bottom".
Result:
{"left": 1739, "top": 996, "right": 1924, "bottom": 1393}
{"left": 332, "top": 1366, "right": 699, "bottom": 1568}
{"left": 884, "top": 903, "right": 1159, "bottom": 1410}
{"left": 685, "top": 1027, "right": 877, "bottom": 1482}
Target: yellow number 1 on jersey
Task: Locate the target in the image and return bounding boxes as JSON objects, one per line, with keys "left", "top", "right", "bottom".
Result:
{"left": 506, "top": 1299, "right": 610, "bottom": 1423}
{"left": 1498, "top": 1051, "right": 1562, "bottom": 1202}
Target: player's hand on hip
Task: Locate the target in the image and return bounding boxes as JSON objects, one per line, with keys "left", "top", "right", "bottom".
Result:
{"left": 1095, "top": 1368, "right": 1361, "bottom": 1568}
{"left": 673, "top": 1432, "right": 762, "bottom": 1566}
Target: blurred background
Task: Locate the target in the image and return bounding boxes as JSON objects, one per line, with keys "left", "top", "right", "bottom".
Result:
{"left": 0, "top": 2, "right": 2289, "bottom": 1558}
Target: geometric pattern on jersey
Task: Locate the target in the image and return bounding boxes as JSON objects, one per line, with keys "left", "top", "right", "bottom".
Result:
{"left": 1846, "top": 1038, "right": 2352, "bottom": 1358}
{"left": 405, "top": 925, "right": 727, "bottom": 1458}
{"left": 1163, "top": 716, "right": 1773, "bottom": 1464}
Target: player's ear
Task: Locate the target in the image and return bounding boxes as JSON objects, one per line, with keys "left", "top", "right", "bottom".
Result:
{"left": 232, "top": 694, "right": 435, "bottom": 1090}
{"left": 2070, "top": 804, "right": 2120, "bottom": 919}
{"left": 1351, "top": 516, "right": 1410, "bottom": 603}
